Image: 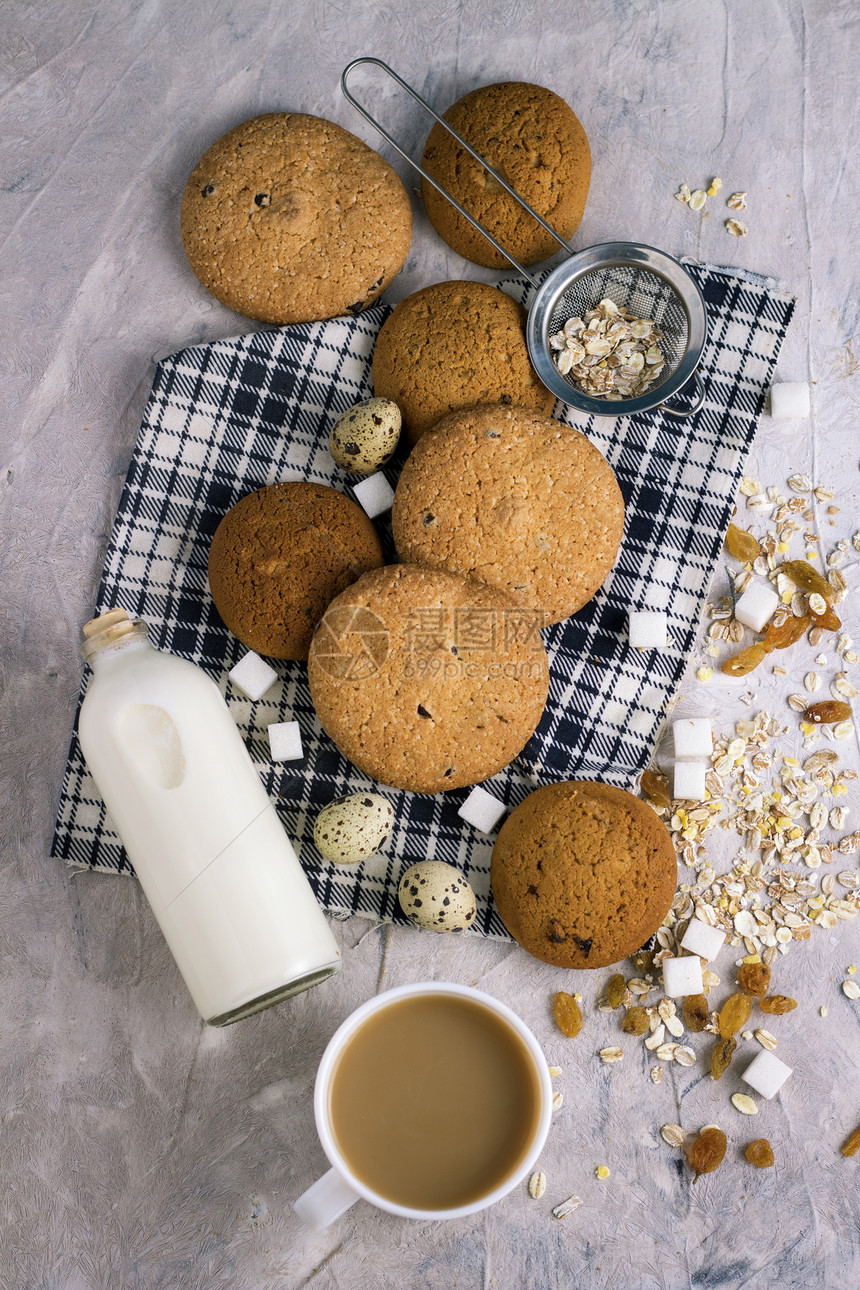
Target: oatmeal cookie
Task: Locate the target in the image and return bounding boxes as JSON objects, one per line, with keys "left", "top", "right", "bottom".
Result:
{"left": 491, "top": 780, "right": 677, "bottom": 969}
{"left": 181, "top": 113, "right": 412, "bottom": 324}
{"left": 307, "top": 564, "right": 549, "bottom": 793}
{"left": 421, "top": 82, "right": 590, "bottom": 268}
{"left": 392, "top": 404, "right": 624, "bottom": 624}
{"left": 372, "top": 280, "right": 553, "bottom": 444}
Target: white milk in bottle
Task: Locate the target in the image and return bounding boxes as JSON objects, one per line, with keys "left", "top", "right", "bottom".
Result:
{"left": 77, "top": 608, "right": 340, "bottom": 1024}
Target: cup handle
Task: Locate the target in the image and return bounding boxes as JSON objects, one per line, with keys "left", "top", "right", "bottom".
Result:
{"left": 293, "top": 1167, "right": 360, "bottom": 1230}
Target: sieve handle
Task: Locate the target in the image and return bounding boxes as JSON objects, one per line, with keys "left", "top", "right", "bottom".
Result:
{"left": 341, "top": 57, "right": 576, "bottom": 290}
{"left": 658, "top": 370, "right": 706, "bottom": 419}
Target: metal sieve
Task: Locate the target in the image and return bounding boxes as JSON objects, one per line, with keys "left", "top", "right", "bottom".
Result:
{"left": 342, "top": 58, "right": 708, "bottom": 419}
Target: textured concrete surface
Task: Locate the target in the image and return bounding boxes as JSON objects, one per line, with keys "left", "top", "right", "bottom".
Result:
{"left": 2, "top": 2, "right": 859, "bottom": 1286}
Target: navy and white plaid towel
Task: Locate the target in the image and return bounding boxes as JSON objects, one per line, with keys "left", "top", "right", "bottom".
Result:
{"left": 52, "top": 263, "right": 795, "bottom": 940}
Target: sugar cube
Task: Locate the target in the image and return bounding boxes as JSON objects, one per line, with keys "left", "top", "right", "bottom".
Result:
{"left": 458, "top": 785, "right": 507, "bottom": 833}
{"left": 229, "top": 651, "right": 278, "bottom": 702}
{"left": 628, "top": 610, "right": 668, "bottom": 650}
{"left": 352, "top": 472, "right": 395, "bottom": 519}
{"left": 742, "top": 1050, "right": 792, "bottom": 1100}
{"left": 672, "top": 761, "right": 707, "bottom": 801}
{"left": 662, "top": 955, "right": 704, "bottom": 999}
{"left": 673, "top": 717, "right": 713, "bottom": 761}
{"left": 680, "top": 916, "right": 726, "bottom": 961}
{"left": 268, "top": 721, "right": 304, "bottom": 762}
{"left": 769, "top": 382, "right": 810, "bottom": 420}
{"left": 734, "top": 581, "right": 779, "bottom": 633}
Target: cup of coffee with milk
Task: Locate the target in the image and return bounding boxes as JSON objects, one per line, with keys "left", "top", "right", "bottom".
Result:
{"left": 293, "top": 982, "right": 553, "bottom": 1228}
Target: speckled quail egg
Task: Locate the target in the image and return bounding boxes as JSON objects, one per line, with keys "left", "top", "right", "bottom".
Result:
{"left": 329, "top": 397, "right": 401, "bottom": 474}
{"left": 398, "top": 861, "right": 477, "bottom": 933}
{"left": 313, "top": 792, "right": 394, "bottom": 865}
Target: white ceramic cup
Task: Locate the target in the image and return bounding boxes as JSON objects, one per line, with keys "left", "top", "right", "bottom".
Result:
{"left": 293, "top": 981, "right": 553, "bottom": 1229}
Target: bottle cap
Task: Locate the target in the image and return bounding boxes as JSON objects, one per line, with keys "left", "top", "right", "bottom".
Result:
{"left": 81, "top": 608, "right": 147, "bottom": 662}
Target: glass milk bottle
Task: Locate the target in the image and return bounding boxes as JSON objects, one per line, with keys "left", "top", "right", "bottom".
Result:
{"left": 77, "top": 608, "right": 340, "bottom": 1025}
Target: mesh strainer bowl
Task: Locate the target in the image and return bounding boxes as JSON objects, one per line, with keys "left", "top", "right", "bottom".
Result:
{"left": 527, "top": 243, "right": 708, "bottom": 419}
{"left": 342, "top": 58, "right": 709, "bottom": 420}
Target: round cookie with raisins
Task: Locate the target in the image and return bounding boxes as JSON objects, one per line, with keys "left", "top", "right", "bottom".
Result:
{"left": 208, "top": 482, "right": 384, "bottom": 661}
{"left": 181, "top": 113, "right": 412, "bottom": 324}
{"left": 421, "top": 81, "right": 590, "bottom": 268}
{"left": 372, "top": 280, "right": 553, "bottom": 444}
{"left": 307, "top": 564, "right": 549, "bottom": 793}
{"left": 491, "top": 780, "right": 676, "bottom": 969}
{"left": 392, "top": 403, "right": 624, "bottom": 624}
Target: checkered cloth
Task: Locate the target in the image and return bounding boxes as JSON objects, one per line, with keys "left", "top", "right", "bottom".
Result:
{"left": 52, "top": 262, "right": 795, "bottom": 940}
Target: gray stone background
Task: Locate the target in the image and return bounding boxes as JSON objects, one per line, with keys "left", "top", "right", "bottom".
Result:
{"left": 1, "top": 1, "right": 858, "bottom": 1286}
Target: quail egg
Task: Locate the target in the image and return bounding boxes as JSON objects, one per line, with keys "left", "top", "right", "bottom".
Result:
{"left": 398, "top": 861, "right": 477, "bottom": 933}
{"left": 313, "top": 792, "right": 394, "bottom": 865}
{"left": 329, "top": 397, "right": 401, "bottom": 474}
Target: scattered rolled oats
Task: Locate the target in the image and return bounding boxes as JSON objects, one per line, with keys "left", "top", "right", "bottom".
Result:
{"left": 552, "top": 1091, "right": 565, "bottom": 1111}
{"left": 754, "top": 1029, "right": 778, "bottom": 1050}
{"left": 725, "top": 218, "right": 748, "bottom": 237}
{"left": 689, "top": 189, "right": 707, "bottom": 211}
{"left": 731, "top": 1093, "right": 759, "bottom": 1115}
{"left": 645, "top": 1024, "right": 666, "bottom": 1050}
{"left": 676, "top": 183, "right": 692, "bottom": 203}
{"left": 650, "top": 1066, "right": 663, "bottom": 1083}
{"left": 552, "top": 1194, "right": 583, "bottom": 1219}
{"left": 528, "top": 1170, "right": 547, "bottom": 1199}
{"left": 804, "top": 672, "right": 822, "bottom": 693}
{"left": 661, "top": 1123, "right": 685, "bottom": 1147}
{"left": 842, "top": 980, "right": 860, "bottom": 1000}
{"left": 727, "top": 192, "right": 747, "bottom": 210}
{"left": 674, "top": 1046, "right": 697, "bottom": 1066}
{"left": 599, "top": 1047, "right": 624, "bottom": 1063}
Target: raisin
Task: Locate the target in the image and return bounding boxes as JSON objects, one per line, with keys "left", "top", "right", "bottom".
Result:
{"left": 640, "top": 767, "right": 671, "bottom": 809}
{"left": 725, "top": 522, "right": 761, "bottom": 562}
{"left": 780, "top": 559, "right": 833, "bottom": 598}
{"left": 745, "top": 1138, "right": 775, "bottom": 1168}
{"left": 687, "top": 1126, "right": 727, "bottom": 1182}
{"left": 621, "top": 1006, "right": 650, "bottom": 1035}
{"left": 605, "top": 973, "right": 626, "bottom": 1009}
{"left": 762, "top": 614, "right": 809, "bottom": 651}
{"left": 737, "top": 962, "right": 771, "bottom": 998}
{"left": 803, "top": 700, "right": 853, "bottom": 725}
{"left": 630, "top": 949, "right": 655, "bottom": 975}
{"left": 710, "top": 1036, "right": 737, "bottom": 1080}
{"left": 808, "top": 602, "right": 842, "bottom": 631}
{"left": 721, "top": 643, "right": 769, "bottom": 676}
{"left": 553, "top": 991, "right": 583, "bottom": 1037}
{"left": 683, "top": 993, "right": 711, "bottom": 1032}
{"left": 719, "top": 992, "right": 752, "bottom": 1037}
{"left": 841, "top": 1125, "right": 860, "bottom": 1157}
{"left": 759, "top": 994, "right": 797, "bottom": 1015}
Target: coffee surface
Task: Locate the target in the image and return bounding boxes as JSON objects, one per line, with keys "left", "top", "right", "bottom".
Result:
{"left": 328, "top": 994, "right": 542, "bottom": 1210}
